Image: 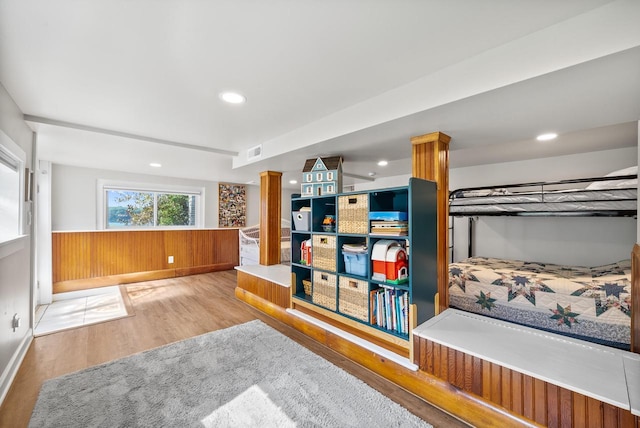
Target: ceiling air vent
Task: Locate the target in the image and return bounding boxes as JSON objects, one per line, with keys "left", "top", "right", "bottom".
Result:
{"left": 247, "top": 144, "right": 262, "bottom": 161}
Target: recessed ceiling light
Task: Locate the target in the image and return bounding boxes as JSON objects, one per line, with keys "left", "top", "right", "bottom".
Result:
{"left": 149, "top": 163, "right": 162, "bottom": 168}
{"left": 289, "top": 180, "right": 298, "bottom": 184}
{"left": 219, "top": 91, "right": 246, "bottom": 104}
{"left": 377, "top": 160, "right": 388, "bottom": 166}
{"left": 536, "top": 133, "right": 558, "bottom": 141}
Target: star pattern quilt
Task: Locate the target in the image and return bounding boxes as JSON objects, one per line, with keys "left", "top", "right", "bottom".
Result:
{"left": 448, "top": 257, "right": 631, "bottom": 350}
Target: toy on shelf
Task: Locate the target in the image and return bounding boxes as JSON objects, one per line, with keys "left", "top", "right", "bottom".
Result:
{"left": 301, "top": 156, "right": 343, "bottom": 196}
{"left": 300, "top": 239, "right": 312, "bottom": 265}
{"left": 322, "top": 214, "right": 336, "bottom": 232}
{"left": 371, "top": 240, "right": 408, "bottom": 284}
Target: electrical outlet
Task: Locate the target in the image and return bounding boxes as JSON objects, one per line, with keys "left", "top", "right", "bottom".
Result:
{"left": 12, "top": 314, "right": 21, "bottom": 332}
{"left": 168, "top": 256, "right": 174, "bottom": 264}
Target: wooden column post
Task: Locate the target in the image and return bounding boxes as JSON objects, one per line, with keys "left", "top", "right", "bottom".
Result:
{"left": 411, "top": 132, "right": 451, "bottom": 314}
{"left": 259, "top": 171, "right": 282, "bottom": 265}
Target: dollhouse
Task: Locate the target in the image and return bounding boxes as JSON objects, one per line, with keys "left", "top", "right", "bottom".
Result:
{"left": 301, "top": 156, "right": 343, "bottom": 196}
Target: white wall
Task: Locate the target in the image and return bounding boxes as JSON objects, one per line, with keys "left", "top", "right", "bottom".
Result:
{"left": 353, "top": 147, "right": 638, "bottom": 266}
{"left": 450, "top": 147, "right": 638, "bottom": 266}
{"left": 0, "top": 83, "right": 34, "bottom": 404}
{"left": 353, "top": 174, "right": 411, "bottom": 192}
{"left": 50, "top": 164, "right": 295, "bottom": 231}
{"left": 51, "top": 165, "right": 222, "bottom": 230}
{"left": 245, "top": 184, "right": 296, "bottom": 226}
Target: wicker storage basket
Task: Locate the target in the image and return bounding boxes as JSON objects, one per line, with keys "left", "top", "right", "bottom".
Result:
{"left": 338, "top": 276, "right": 369, "bottom": 321}
{"left": 312, "top": 234, "right": 336, "bottom": 271}
{"left": 338, "top": 194, "right": 369, "bottom": 234}
{"left": 312, "top": 271, "right": 337, "bottom": 310}
{"left": 302, "top": 279, "right": 312, "bottom": 295}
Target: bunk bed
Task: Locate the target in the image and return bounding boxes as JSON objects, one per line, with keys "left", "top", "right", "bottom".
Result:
{"left": 448, "top": 168, "right": 637, "bottom": 350}
{"left": 239, "top": 219, "right": 291, "bottom": 266}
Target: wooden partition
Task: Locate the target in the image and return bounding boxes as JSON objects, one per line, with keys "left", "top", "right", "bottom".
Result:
{"left": 52, "top": 229, "right": 238, "bottom": 292}
{"left": 414, "top": 336, "right": 639, "bottom": 427}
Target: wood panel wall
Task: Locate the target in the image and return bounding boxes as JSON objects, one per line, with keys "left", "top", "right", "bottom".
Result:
{"left": 236, "top": 270, "right": 290, "bottom": 308}
{"left": 52, "top": 229, "right": 238, "bottom": 292}
{"left": 414, "top": 336, "right": 639, "bottom": 428}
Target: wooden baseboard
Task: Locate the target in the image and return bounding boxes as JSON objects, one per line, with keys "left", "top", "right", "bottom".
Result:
{"left": 236, "top": 287, "right": 537, "bottom": 428}
{"left": 53, "top": 264, "right": 233, "bottom": 294}
{"left": 292, "top": 298, "right": 409, "bottom": 356}
{"left": 175, "top": 263, "right": 236, "bottom": 277}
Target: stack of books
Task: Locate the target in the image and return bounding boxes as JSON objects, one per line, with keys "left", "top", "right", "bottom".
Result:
{"left": 370, "top": 288, "right": 409, "bottom": 335}
{"left": 370, "top": 220, "right": 408, "bottom": 236}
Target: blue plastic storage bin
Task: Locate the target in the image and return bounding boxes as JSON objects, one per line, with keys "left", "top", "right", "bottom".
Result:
{"left": 368, "top": 211, "right": 408, "bottom": 221}
{"left": 343, "top": 251, "right": 368, "bottom": 277}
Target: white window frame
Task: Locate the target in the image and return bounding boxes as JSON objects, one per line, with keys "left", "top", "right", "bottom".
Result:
{"left": 316, "top": 172, "right": 323, "bottom": 182}
{"left": 327, "top": 184, "right": 334, "bottom": 194}
{"left": 0, "top": 130, "right": 26, "bottom": 256}
{"left": 327, "top": 171, "right": 334, "bottom": 181}
{"left": 97, "top": 179, "right": 204, "bottom": 230}
{"left": 306, "top": 173, "right": 312, "bottom": 182}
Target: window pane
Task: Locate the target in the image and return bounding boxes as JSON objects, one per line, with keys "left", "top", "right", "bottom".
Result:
{"left": 157, "top": 193, "right": 195, "bottom": 226}
{"left": 0, "top": 161, "right": 20, "bottom": 242}
{"left": 107, "top": 190, "right": 154, "bottom": 227}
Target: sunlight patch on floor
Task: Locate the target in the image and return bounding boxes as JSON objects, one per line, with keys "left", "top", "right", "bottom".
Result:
{"left": 34, "top": 286, "right": 128, "bottom": 336}
{"left": 201, "top": 385, "right": 295, "bottom": 428}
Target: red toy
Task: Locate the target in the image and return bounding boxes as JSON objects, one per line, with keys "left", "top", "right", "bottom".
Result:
{"left": 301, "top": 239, "right": 312, "bottom": 265}
{"left": 371, "top": 240, "right": 408, "bottom": 284}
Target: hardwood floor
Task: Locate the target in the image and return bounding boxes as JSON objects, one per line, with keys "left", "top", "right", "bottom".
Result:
{"left": 0, "top": 270, "right": 468, "bottom": 427}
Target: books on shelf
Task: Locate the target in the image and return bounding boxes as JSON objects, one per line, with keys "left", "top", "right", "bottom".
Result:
{"left": 369, "top": 288, "right": 409, "bottom": 335}
{"left": 370, "top": 220, "right": 408, "bottom": 236}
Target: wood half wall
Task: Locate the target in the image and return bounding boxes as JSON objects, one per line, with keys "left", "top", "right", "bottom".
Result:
{"left": 414, "top": 335, "right": 639, "bottom": 427}
{"left": 52, "top": 229, "right": 238, "bottom": 293}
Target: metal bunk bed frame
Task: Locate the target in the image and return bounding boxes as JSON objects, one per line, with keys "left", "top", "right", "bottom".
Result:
{"left": 449, "top": 174, "right": 637, "bottom": 259}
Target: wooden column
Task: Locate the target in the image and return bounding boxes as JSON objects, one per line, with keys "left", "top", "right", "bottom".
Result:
{"left": 259, "top": 171, "right": 282, "bottom": 265}
{"left": 411, "top": 132, "right": 451, "bottom": 313}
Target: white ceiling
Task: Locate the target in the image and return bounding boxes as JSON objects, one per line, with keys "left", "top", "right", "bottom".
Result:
{"left": 1, "top": 0, "right": 639, "bottom": 189}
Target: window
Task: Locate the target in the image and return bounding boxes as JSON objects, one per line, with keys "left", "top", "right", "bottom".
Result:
{"left": 306, "top": 173, "right": 312, "bottom": 182}
{"left": 327, "top": 171, "right": 334, "bottom": 181}
{"left": 99, "top": 181, "right": 203, "bottom": 229}
{"left": 327, "top": 185, "right": 334, "bottom": 194}
{"left": 316, "top": 172, "right": 323, "bottom": 182}
{"left": 0, "top": 131, "right": 25, "bottom": 244}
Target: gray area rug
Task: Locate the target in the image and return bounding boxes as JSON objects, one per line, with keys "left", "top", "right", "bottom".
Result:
{"left": 30, "top": 320, "right": 432, "bottom": 427}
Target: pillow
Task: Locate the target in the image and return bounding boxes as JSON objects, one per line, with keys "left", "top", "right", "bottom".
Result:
{"left": 585, "top": 166, "right": 637, "bottom": 190}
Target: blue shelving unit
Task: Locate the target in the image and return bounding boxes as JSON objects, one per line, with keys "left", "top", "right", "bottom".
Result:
{"left": 290, "top": 178, "right": 437, "bottom": 340}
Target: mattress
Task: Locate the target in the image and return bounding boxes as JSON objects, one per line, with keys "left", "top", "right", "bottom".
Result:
{"left": 448, "top": 257, "right": 631, "bottom": 350}
{"left": 449, "top": 188, "right": 636, "bottom": 215}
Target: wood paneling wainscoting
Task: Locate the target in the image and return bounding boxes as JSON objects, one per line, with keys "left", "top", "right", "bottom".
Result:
{"left": 235, "top": 270, "right": 290, "bottom": 308}
{"left": 52, "top": 229, "right": 238, "bottom": 293}
{"left": 414, "top": 336, "right": 640, "bottom": 428}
